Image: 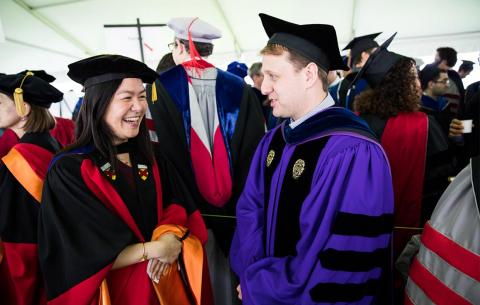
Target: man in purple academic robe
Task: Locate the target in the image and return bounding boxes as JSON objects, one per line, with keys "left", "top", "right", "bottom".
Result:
{"left": 230, "top": 14, "right": 395, "bottom": 305}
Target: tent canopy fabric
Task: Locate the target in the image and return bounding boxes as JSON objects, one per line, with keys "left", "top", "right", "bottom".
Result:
{"left": 1, "top": 0, "right": 479, "bottom": 81}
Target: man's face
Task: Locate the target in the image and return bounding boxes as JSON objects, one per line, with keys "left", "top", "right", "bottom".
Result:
{"left": 358, "top": 49, "right": 375, "bottom": 68}
{"left": 170, "top": 38, "right": 185, "bottom": 65}
{"left": 261, "top": 52, "right": 306, "bottom": 120}
{"left": 458, "top": 69, "right": 471, "bottom": 78}
{"left": 431, "top": 72, "right": 450, "bottom": 96}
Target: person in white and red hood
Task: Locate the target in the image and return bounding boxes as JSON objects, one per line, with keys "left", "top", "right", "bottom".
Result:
{"left": 146, "top": 16, "right": 265, "bottom": 305}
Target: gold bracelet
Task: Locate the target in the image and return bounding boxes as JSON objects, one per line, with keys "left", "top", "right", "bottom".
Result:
{"left": 141, "top": 242, "right": 148, "bottom": 261}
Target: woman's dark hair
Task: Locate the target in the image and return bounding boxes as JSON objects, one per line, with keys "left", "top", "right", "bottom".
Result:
{"left": 156, "top": 53, "right": 176, "bottom": 74}
{"left": 179, "top": 39, "right": 214, "bottom": 57}
{"left": 66, "top": 79, "right": 153, "bottom": 169}
{"left": 354, "top": 57, "right": 420, "bottom": 118}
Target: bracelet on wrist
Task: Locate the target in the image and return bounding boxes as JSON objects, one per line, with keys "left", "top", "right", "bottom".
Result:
{"left": 141, "top": 242, "right": 148, "bottom": 261}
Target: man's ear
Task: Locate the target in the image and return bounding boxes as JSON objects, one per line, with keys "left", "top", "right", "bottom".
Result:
{"left": 179, "top": 41, "right": 187, "bottom": 55}
{"left": 304, "top": 62, "right": 319, "bottom": 88}
{"left": 427, "top": 80, "right": 435, "bottom": 90}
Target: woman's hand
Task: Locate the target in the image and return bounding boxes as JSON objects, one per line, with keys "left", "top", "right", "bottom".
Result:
{"left": 147, "top": 259, "right": 179, "bottom": 283}
{"left": 149, "top": 233, "right": 182, "bottom": 263}
{"left": 146, "top": 233, "right": 182, "bottom": 282}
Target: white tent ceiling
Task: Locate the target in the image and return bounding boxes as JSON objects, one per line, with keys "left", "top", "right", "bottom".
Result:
{"left": 1, "top": 0, "right": 479, "bottom": 83}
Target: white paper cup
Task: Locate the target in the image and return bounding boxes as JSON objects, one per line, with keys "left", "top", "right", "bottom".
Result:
{"left": 461, "top": 120, "right": 473, "bottom": 133}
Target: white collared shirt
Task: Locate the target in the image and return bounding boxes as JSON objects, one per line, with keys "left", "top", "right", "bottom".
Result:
{"left": 289, "top": 94, "right": 335, "bottom": 129}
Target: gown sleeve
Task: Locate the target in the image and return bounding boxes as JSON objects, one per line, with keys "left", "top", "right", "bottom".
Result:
{"left": 155, "top": 151, "right": 208, "bottom": 245}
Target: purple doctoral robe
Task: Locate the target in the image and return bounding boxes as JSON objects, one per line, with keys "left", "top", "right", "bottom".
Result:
{"left": 230, "top": 107, "right": 394, "bottom": 305}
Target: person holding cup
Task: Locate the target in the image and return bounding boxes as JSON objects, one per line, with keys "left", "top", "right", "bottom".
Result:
{"left": 353, "top": 34, "right": 458, "bottom": 303}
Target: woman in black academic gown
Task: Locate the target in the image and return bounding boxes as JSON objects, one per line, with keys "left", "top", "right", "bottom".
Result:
{"left": 38, "top": 55, "right": 211, "bottom": 305}
{"left": 0, "top": 71, "right": 63, "bottom": 305}
{"left": 353, "top": 35, "right": 456, "bottom": 304}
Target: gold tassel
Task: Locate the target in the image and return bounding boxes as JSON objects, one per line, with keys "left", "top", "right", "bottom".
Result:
{"left": 14, "top": 71, "right": 34, "bottom": 117}
{"left": 151, "top": 81, "right": 157, "bottom": 103}
{"left": 14, "top": 88, "right": 27, "bottom": 116}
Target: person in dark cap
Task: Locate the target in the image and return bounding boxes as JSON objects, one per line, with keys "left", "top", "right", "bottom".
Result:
{"left": 0, "top": 70, "right": 75, "bottom": 157}
{"left": 458, "top": 59, "right": 475, "bottom": 79}
{"left": 353, "top": 34, "right": 456, "bottom": 304}
{"left": 230, "top": 13, "right": 394, "bottom": 305}
{"left": 465, "top": 54, "right": 480, "bottom": 104}
{"left": 37, "top": 54, "right": 211, "bottom": 305}
{"left": 227, "top": 61, "right": 248, "bottom": 79}
{"left": 0, "top": 70, "right": 63, "bottom": 305}
{"left": 148, "top": 16, "right": 264, "bottom": 305}
{"left": 337, "top": 32, "right": 381, "bottom": 109}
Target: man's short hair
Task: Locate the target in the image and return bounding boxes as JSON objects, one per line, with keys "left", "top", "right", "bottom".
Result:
{"left": 436, "top": 47, "right": 457, "bottom": 67}
{"left": 249, "top": 62, "right": 263, "bottom": 78}
{"left": 179, "top": 39, "right": 214, "bottom": 57}
{"left": 351, "top": 47, "right": 375, "bottom": 67}
{"left": 260, "top": 43, "right": 328, "bottom": 91}
{"left": 420, "top": 64, "right": 448, "bottom": 90}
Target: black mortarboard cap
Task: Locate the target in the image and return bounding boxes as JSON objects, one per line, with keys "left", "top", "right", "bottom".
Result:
{"left": 67, "top": 54, "right": 158, "bottom": 89}
{"left": 18, "top": 70, "right": 56, "bottom": 83}
{"left": 351, "top": 33, "right": 405, "bottom": 89}
{"left": 459, "top": 60, "right": 475, "bottom": 71}
{"left": 259, "top": 13, "right": 349, "bottom": 71}
{"left": 0, "top": 71, "right": 63, "bottom": 111}
{"left": 343, "top": 32, "right": 381, "bottom": 68}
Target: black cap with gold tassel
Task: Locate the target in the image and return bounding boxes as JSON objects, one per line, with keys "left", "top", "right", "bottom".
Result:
{"left": 0, "top": 71, "right": 63, "bottom": 110}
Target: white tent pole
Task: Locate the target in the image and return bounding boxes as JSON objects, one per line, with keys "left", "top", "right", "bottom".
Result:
{"left": 12, "top": 0, "right": 94, "bottom": 55}
{"left": 212, "top": 0, "right": 243, "bottom": 57}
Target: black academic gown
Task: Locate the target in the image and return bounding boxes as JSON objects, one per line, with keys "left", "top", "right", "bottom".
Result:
{"left": 38, "top": 145, "right": 209, "bottom": 305}
{"left": 361, "top": 113, "right": 455, "bottom": 223}
{"left": 148, "top": 65, "right": 265, "bottom": 253}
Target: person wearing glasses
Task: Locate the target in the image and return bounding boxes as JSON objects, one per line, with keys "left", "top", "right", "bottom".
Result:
{"left": 419, "top": 65, "right": 451, "bottom": 132}
{"left": 148, "top": 17, "right": 265, "bottom": 305}
{"left": 354, "top": 35, "right": 456, "bottom": 304}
